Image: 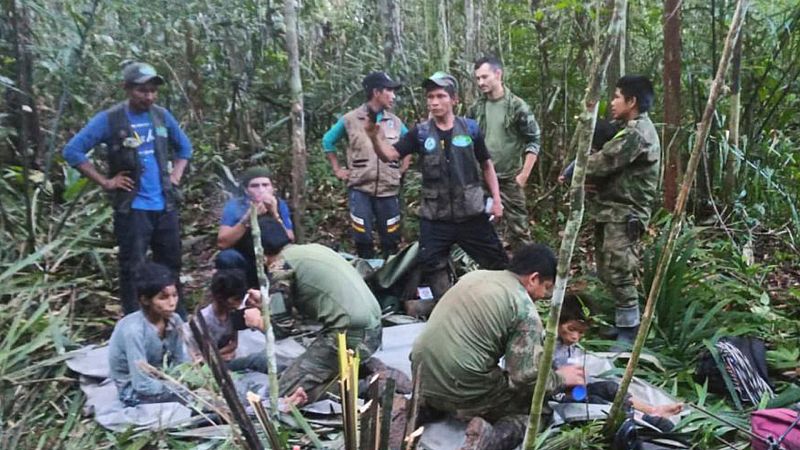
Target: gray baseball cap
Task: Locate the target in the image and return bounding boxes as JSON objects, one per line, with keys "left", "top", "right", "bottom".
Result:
{"left": 122, "top": 62, "right": 165, "bottom": 85}
{"left": 422, "top": 71, "right": 458, "bottom": 91}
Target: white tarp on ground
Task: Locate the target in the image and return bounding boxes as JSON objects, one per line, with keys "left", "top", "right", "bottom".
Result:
{"left": 66, "top": 322, "right": 687, "bottom": 448}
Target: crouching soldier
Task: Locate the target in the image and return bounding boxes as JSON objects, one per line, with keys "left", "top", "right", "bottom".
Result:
{"left": 243, "top": 218, "right": 383, "bottom": 402}
{"left": 410, "top": 244, "right": 585, "bottom": 450}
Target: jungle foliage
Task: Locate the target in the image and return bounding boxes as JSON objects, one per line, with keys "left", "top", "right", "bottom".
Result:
{"left": 1, "top": 0, "right": 799, "bottom": 448}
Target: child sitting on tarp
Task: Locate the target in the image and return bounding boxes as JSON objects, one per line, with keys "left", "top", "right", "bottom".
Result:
{"left": 108, "top": 262, "right": 190, "bottom": 406}
{"left": 554, "top": 293, "right": 683, "bottom": 419}
{"left": 189, "top": 268, "right": 268, "bottom": 372}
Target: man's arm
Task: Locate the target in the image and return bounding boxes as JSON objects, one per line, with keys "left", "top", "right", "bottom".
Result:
{"left": 164, "top": 110, "right": 193, "bottom": 185}
{"left": 504, "top": 305, "right": 564, "bottom": 392}
{"left": 365, "top": 121, "right": 403, "bottom": 162}
{"left": 515, "top": 100, "right": 541, "bottom": 187}
{"left": 585, "top": 129, "right": 641, "bottom": 178}
{"left": 63, "top": 112, "right": 134, "bottom": 190}
{"left": 322, "top": 118, "right": 350, "bottom": 180}
{"left": 76, "top": 161, "right": 134, "bottom": 191}
{"left": 481, "top": 159, "right": 504, "bottom": 219}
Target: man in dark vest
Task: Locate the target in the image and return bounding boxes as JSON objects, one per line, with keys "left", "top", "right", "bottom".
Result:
{"left": 63, "top": 61, "right": 193, "bottom": 315}
{"left": 322, "top": 72, "right": 410, "bottom": 258}
{"left": 366, "top": 72, "right": 508, "bottom": 297}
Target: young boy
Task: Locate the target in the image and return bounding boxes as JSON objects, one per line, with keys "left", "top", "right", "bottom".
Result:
{"left": 108, "top": 262, "right": 190, "bottom": 406}
{"left": 555, "top": 293, "right": 683, "bottom": 418}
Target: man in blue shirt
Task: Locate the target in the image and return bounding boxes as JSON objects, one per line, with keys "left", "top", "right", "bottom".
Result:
{"left": 63, "top": 62, "right": 193, "bottom": 315}
{"left": 216, "top": 166, "right": 294, "bottom": 287}
{"left": 322, "top": 72, "right": 410, "bottom": 259}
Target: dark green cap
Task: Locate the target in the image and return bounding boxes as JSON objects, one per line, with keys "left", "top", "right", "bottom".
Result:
{"left": 422, "top": 71, "right": 459, "bottom": 92}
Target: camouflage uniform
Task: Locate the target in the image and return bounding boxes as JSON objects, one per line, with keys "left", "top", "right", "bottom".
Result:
{"left": 410, "top": 270, "right": 563, "bottom": 425}
{"left": 585, "top": 112, "right": 660, "bottom": 328}
{"left": 269, "top": 244, "right": 383, "bottom": 401}
{"left": 468, "top": 88, "right": 541, "bottom": 250}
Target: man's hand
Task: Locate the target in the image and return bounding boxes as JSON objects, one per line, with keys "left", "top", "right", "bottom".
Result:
{"left": 244, "top": 307, "right": 264, "bottom": 331}
{"left": 363, "top": 116, "right": 380, "bottom": 138}
{"left": 555, "top": 364, "right": 586, "bottom": 386}
{"left": 334, "top": 167, "right": 350, "bottom": 181}
{"left": 490, "top": 198, "right": 504, "bottom": 221}
{"left": 246, "top": 288, "right": 262, "bottom": 307}
{"left": 169, "top": 172, "right": 182, "bottom": 186}
{"left": 102, "top": 171, "right": 135, "bottom": 191}
{"left": 515, "top": 172, "right": 529, "bottom": 188}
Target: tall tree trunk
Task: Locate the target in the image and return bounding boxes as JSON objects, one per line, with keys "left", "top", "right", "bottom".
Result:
{"left": 437, "top": 0, "right": 450, "bottom": 70}
{"left": 5, "top": 0, "right": 42, "bottom": 254}
{"left": 663, "top": 0, "right": 682, "bottom": 211}
{"left": 285, "top": 0, "right": 307, "bottom": 242}
{"left": 723, "top": 32, "right": 743, "bottom": 202}
{"left": 463, "top": 0, "right": 476, "bottom": 106}
{"left": 379, "top": 0, "right": 404, "bottom": 68}
{"left": 522, "top": 0, "right": 628, "bottom": 446}
{"left": 605, "top": 0, "right": 625, "bottom": 114}
{"left": 603, "top": 0, "right": 750, "bottom": 435}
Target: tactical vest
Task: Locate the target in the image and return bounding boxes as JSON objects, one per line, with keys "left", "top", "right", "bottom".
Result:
{"left": 105, "top": 101, "right": 176, "bottom": 213}
{"left": 417, "top": 117, "right": 485, "bottom": 222}
{"left": 342, "top": 104, "right": 403, "bottom": 197}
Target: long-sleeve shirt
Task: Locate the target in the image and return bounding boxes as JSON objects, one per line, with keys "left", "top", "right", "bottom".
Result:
{"left": 108, "top": 311, "right": 189, "bottom": 405}
{"left": 62, "top": 103, "right": 193, "bottom": 211}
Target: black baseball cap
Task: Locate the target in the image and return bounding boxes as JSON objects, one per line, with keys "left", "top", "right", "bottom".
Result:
{"left": 122, "top": 62, "right": 165, "bottom": 85}
{"left": 362, "top": 72, "right": 403, "bottom": 92}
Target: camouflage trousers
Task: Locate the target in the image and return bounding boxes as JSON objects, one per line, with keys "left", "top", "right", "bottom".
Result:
{"left": 497, "top": 177, "right": 532, "bottom": 251}
{"left": 279, "top": 325, "right": 382, "bottom": 402}
{"left": 595, "top": 221, "right": 641, "bottom": 327}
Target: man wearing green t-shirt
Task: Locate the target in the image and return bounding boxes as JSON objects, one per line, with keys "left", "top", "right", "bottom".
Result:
{"left": 468, "top": 56, "right": 541, "bottom": 250}
{"left": 410, "top": 244, "right": 584, "bottom": 450}
{"left": 244, "top": 217, "right": 383, "bottom": 402}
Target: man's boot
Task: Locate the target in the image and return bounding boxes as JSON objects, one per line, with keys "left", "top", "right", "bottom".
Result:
{"left": 611, "top": 324, "right": 640, "bottom": 353}
{"left": 460, "top": 416, "right": 526, "bottom": 450}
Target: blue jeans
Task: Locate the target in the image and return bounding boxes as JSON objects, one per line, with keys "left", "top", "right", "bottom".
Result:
{"left": 348, "top": 188, "right": 401, "bottom": 259}
{"left": 113, "top": 209, "right": 185, "bottom": 317}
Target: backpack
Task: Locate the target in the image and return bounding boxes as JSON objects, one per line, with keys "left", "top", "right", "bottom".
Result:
{"left": 696, "top": 336, "right": 773, "bottom": 407}
{"left": 751, "top": 408, "right": 800, "bottom": 450}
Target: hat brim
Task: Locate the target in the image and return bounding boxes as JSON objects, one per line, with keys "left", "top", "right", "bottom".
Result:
{"left": 130, "top": 75, "right": 166, "bottom": 85}
{"left": 422, "top": 78, "right": 451, "bottom": 90}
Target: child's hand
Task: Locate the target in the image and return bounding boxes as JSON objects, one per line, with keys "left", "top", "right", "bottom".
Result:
{"left": 556, "top": 364, "right": 585, "bottom": 386}
{"left": 219, "top": 339, "right": 238, "bottom": 362}
{"left": 246, "top": 288, "right": 262, "bottom": 307}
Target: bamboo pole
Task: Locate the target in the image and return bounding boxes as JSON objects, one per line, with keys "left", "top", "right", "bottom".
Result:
{"left": 522, "top": 0, "right": 628, "bottom": 447}
{"left": 250, "top": 207, "right": 280, "bottom": 415}
{"left": 603, "top": 0, "right": 751, "bottom": 436}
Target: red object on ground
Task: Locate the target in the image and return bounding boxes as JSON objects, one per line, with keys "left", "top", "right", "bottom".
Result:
{"left": 751, "top": 408, "right": 800, "bottom": 450}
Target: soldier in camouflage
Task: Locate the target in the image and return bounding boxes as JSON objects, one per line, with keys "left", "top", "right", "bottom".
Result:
{"left": 469, "top": 56, "right": 541, "bottom": 250}
{"left": 410, "top": 244, "right": 585, "bottom": 450}
{"left": 584, "top": 75, "right": 660, "bottom": 345}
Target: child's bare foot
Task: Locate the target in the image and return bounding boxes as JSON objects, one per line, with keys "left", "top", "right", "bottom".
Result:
{"left": 281, "top": 387, "right": 308, "bottom": 410}
{"left": 650, "top": 402, "right": 683, "bottom": 417}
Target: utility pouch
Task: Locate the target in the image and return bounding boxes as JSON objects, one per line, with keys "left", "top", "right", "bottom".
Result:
{"left": 625, "top": 214, "right": 643, "bottom": 242}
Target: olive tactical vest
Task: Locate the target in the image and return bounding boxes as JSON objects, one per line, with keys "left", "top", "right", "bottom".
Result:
{"left": 105, "top": 102, "right": 177, "bottom": 213}
{"left": 417, "top": 117, "right": 485, "bottom": 222}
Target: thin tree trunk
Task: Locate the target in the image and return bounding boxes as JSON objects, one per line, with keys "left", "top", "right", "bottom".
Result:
{"left": 285, "top": 0, "right": 307, "bottom": 242}
{"left": 437, "top": 0, "right": 450, "bottom": 70}
{"left": 522, "top": 0, "right": 628, "bottom": 447}
{"left": 380, "top": 0, "right": 404, "bottom": 68}
{"left": 463, "top": 0, "right": 476, "bottom": 106}
{"left": 663, "top": 0, "right": 682, "bottom": 211}
{"left": 603, "top": 0, "right": 750, "bottom": 435}
{"left": 723, "top": 30, "right": 743, "bottom": 202}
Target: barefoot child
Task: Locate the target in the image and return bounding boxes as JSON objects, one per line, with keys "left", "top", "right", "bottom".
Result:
{"left": 555, "top": 293, "right": 683, "bottom": 418}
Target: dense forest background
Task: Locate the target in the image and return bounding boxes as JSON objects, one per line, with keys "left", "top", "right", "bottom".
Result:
{"left": 1, "top": 0, "right": 799, "bottom": 448}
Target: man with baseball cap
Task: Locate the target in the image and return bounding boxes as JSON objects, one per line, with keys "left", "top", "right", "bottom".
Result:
{"left": 63, "top": 61, "right": 193, "bottom": 316}
{"left": 366, "top": 71, "right": 508, "bottom": 299}
{"left": 322, "top": 71, "right": 411, "bottom": 259}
